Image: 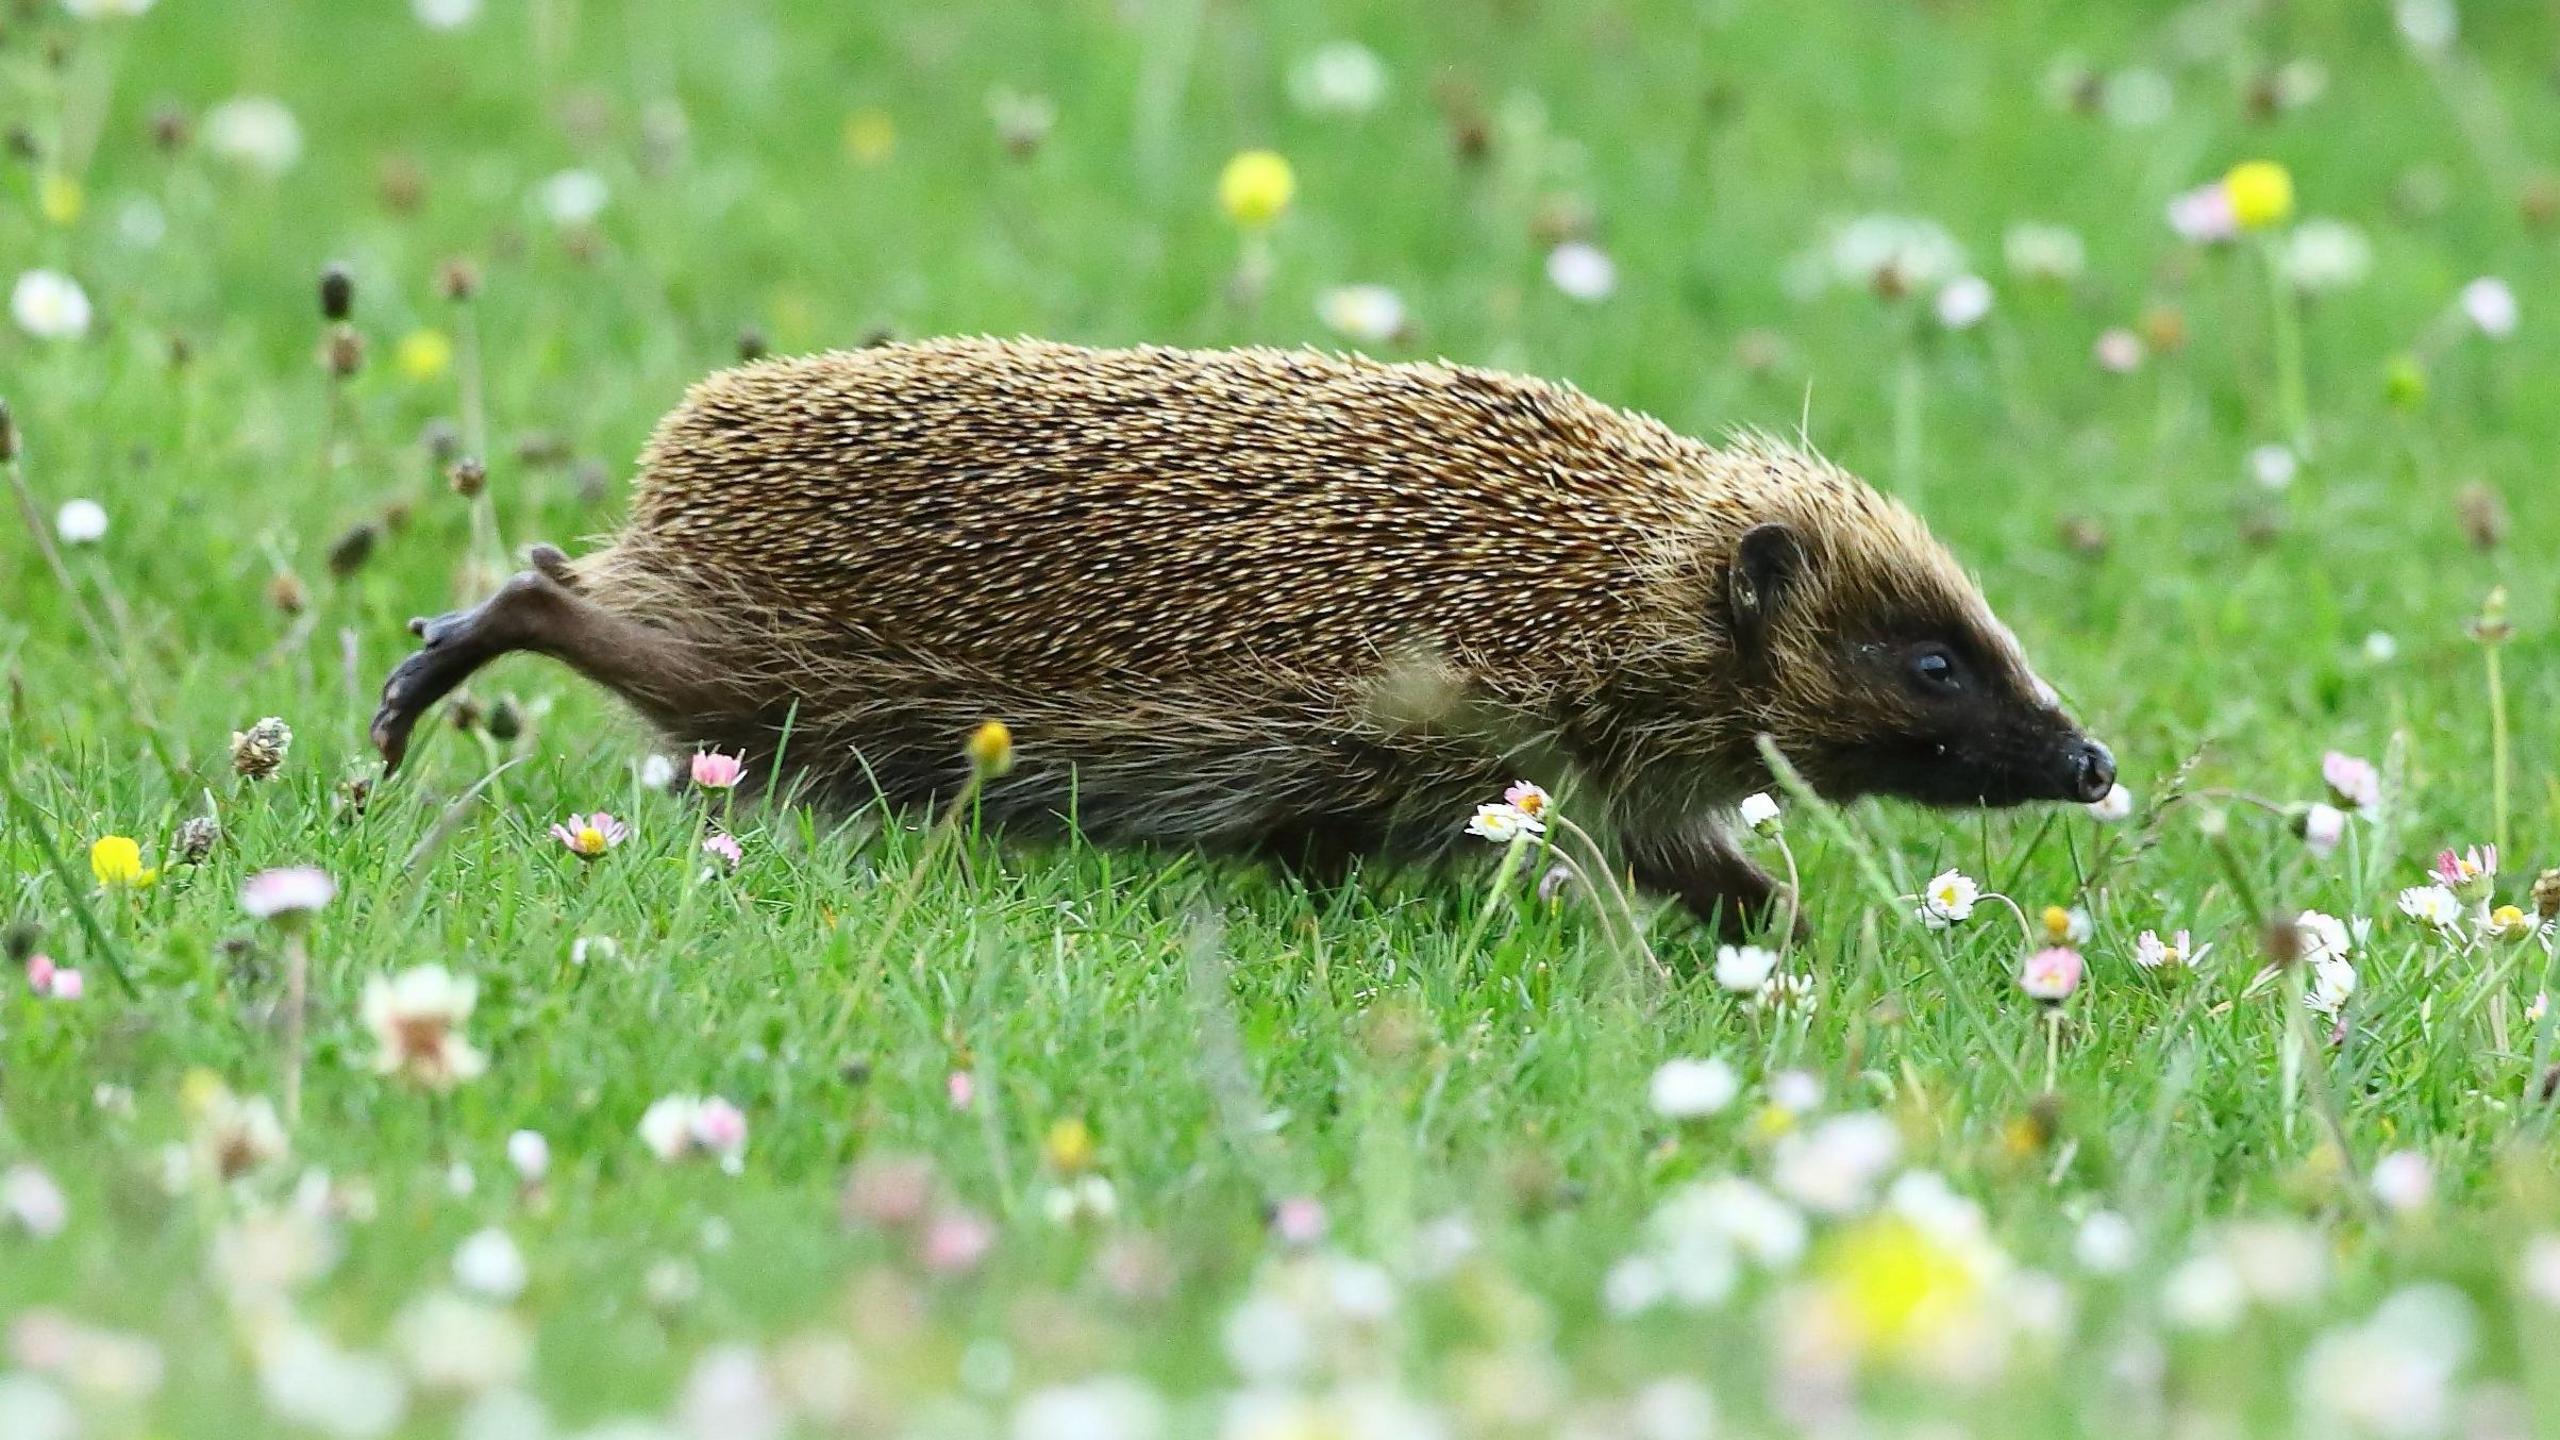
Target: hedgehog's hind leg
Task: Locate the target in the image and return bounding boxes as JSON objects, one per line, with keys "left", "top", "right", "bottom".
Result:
{"left": 1621, "top": 817, "right": 1795, "bottom": 945}
{"left": 372, "top": 545, "right": 726, "bottom": 772}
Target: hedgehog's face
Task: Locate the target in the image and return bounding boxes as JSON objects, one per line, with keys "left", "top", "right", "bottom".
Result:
{"left": 1725, "top": 522, "right": 2115, "bottom": 809}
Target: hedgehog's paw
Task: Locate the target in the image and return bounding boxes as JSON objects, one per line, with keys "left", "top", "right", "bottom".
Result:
{"left": 373, "top": 584, "right": 544, "bottom": 773}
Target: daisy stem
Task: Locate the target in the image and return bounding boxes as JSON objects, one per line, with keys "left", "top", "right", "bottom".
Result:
{"left": 282, "top": 931, "right": 310, "bottom": 1125}
{"left": 1980, "top": 890, "right": 2038, "bottom": 950}
{"left": 1771, "top": 831, "right": 1803, "bottom": 956}
{"left": 1457, "top": 832, "right": 1535, "bottom": 962}
{"left": 2262, "top": 240, "right": 2312, "bottom": 455}
{"left": 2043, "top": 1008, "right": 2061, "bottom": 1093}
{"left": 2486, "top": 642, "right": 2510, "bottom": 860}
{"left": 1549, "top": 815, "right": 1666, "bottom": 980}
{"left": 1892, "top": 344, "right": 1926, "bottom": 505}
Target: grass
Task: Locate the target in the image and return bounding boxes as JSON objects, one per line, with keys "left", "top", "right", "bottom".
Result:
{"left": 4, "top": 0, "right": 2560, "bottom": 1434}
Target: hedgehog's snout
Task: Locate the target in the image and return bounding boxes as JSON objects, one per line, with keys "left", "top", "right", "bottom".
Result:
{"left": 2058, "top": 736, "right": 2116, "bottom": 804}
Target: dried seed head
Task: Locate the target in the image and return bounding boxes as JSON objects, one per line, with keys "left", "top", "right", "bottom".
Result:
{"left": 319, "top": 264, "right": 355, "bottom": 322}
{"left": 326, "top": 522, "right": 379, "bottom": 579}
{"left": 514, "top": 432, "right": 569, "bottom": 469}
{"left": 324, "top": 329, "right": 365, "bottom": 378}
{"left": 2534, "top": 869, "right": 2560, "bottom": 922}
{"left": 0, "top": 399, "right": 16, "bottom": 463}
{"left": 439, "top": 259, "right": 480, "bottom": 303}
{"left": 1, "top": 923, "right": 38, "bottom": 964}
{"left": 2523, "top": 173, "right": 2560, "bottom": 229}
{"left": 737, "top": 329, "right": 768, "bottom": 363}
{"left": 382, "top": 498, "right": 415, "bottom": 532}
{"left": 2139, "top": 305, "right": 2189, "bottom": 354}
{"left": 149, "top": 103, "right": 191, "bottom": 151}
{"left": 266, "top": 571, "right": 309, "bottom": 616}
{"left": 335, "top": 774, "right": 372, "bottom": 818}
{"left": 448, "top": 456, "right": 488, "bottom": 498}
{"left": 230, "top": 716, "right": 294, "bottom": 781}
{"left": 421, "top": 417, "right": 461, "bottom": 465}
{"left": 2058, "top": 516, "right": 2110, "bottom": 556}
{"left": 485, "top": 696, "right": 523, "bottom": 742}
{"left": 2457, "top": 482, "right": 2508, "bottom": 551}
{"left": 446, "top": 692, "right": 485, "bottom": 733}
{"left": 2260, "top": 914, "right": 2304, "bottom": 969}
{"left": 175, "top": 814, "right": 220, "bottom": 866}
{"left": 376, "top": 155, "right": 426, "bottom": 213}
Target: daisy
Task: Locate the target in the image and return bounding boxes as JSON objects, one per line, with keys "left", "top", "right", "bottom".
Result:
{"left": 1648, "top": 1057, "right": 1740, "bottom": 1119}
{"left": 240, "top": 866, "right": 335, "bottom": 923}
{"left": 1465, "top": 802, "right": 1542, "bottom": 843}
{"left": 2019, "top": 947, "right": 2084, "bottom": 1002}
{"left": 1738, "top": 791, "right": 1781, "bottom": 833}
{"left": 2321, "top": 751, "right": 2381, "bottom": 810}
{"left": 53, "top": 498, "right": 108, "bottom": 544}
{"left": 1916, "top": 868, "right": 1979, "bottom": 929}
{"left": 1714, "top": 944, "right": 1778, "bottom": 994}
{"left": 550, "top": 812, "right": 627, "bottom": 860}
{"left": 2300, "top": 803, "right": 2347, "bottom": 857}
{"left": 2133, "top": 929, "right": 2209, "bottom": 970}
{"left": 1545, "top": 242, "right": 1617, "bottom": 303}
{"left": 203, "top": 97, "right": 302, "bottom": 175}
{"left": 361, "top": 966, "right": 488, "bottom": 1090}
{"left": 1288, "top": 41, "right": 1388, "bottom": 116}
{"left": 11, "top": 270, "right": 92, "bottom": 341}
{"left": 2396, "top": 884, "right": 2464, "bottom": 932}
{"left": 1316, "top": 284, "right": 1406, "bottom": 345}
{"left": 689, "top": 750, "right": 743, "bottom": 789}
{"left": 2459, "top": 278, "right": 2518, "bottom": 339}
{"left": 2432, "top": 845, "right": 2495, "bottom": 902}
{"left": 1934, "top": 275, "right": 1994, "bottom": 330}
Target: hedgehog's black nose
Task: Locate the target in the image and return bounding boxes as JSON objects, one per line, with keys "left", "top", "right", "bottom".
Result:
{"left": 2065, "top": 738, "right": 2116, "bottom": 803}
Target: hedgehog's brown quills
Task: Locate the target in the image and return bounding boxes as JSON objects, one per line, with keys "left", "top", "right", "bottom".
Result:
{"left": 372, "top": 338, "right": 2111, "bottom": 939}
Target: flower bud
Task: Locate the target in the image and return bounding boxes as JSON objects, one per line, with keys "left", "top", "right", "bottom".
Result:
{"left": 448, "top": 456, "right": 488, "bottom": 498}
{"left": 319, "top": 264, "right": 355, "bottom": 322}
{"left": 230, "top": 716, "right": 293, "bottom": 780}
{"left": 966, "top": 720, "right": 1015, "bottom": 777}
{"left": 175, "top": 814, "right": 220, "bottom": 866}
{"left": 326, "top": 522, "right": 378, "bottom": 578}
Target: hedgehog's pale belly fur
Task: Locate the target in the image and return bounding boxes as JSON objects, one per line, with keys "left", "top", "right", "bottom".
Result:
{"left": 567, "top": 338, "right": 1977, "bottom": 854}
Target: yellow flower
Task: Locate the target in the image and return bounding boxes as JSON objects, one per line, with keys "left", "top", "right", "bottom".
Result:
{"left": 395, "top": 328, "right": 453, "bottom": 382}
{"left": 1817, "top": 1215, "right": 1984, "bottom": 1362}
{"left": 844, "top": 107, "right": 896, "bottom": 166}
{"left": 90, "top": 834, "right": 157, "bottom": 890}
{"left": 1218, "top": 149, "right": 1296, "bottom": 229}
{"left": 966, "top": 719, "right": 1015, "bottom": 777}
{"left": 2222, "top": 160, "right": 2295, "bottom": 230}
{"left": 39, "top": 173, "right": 84, "bottom": 227}
{"left": 1043, "top": 1117, "right": 1095, "bottom": 1174}
{"left": 2488, "top": 905, "right": 2533, "bottom": 942}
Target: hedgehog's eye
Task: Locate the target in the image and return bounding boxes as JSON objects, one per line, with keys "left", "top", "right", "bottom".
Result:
{"left": 1907, "top": 643, "right": 1965, "bottom": 695}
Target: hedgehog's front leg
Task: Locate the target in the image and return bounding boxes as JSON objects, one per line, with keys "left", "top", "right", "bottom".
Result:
{"left": 1620, "top": 817, "right": 1792, "bottom": 944}
{"left": 371, "top": 544, "right": 724, "bottom": 773}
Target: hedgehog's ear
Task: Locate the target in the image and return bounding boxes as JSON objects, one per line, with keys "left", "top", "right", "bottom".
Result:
{"left": 1727, "top": 522, "right": 1803, "bottom": 666}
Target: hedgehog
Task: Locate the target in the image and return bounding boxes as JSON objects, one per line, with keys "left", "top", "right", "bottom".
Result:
{"left": 372, "top": 338, "right": 2113, "bottom": 936}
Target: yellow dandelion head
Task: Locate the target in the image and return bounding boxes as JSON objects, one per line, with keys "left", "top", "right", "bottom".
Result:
{"left": 1218, "top": 149, "right": 1296, "bottom": 229}
{"left": 2222, "top": 160, "right": 2295, "bottom": 230}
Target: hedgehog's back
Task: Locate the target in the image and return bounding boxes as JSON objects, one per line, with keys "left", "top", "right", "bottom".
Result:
{"left": 604, "top": 339, "right": 1705, "bottom": 687}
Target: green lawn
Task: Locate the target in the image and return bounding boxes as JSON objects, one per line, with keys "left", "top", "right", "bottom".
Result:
{"left": 5, "top": 0, "right": 2559, "bottom": 1435}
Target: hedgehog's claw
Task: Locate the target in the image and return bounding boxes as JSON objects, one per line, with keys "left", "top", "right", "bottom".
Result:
{"left": 373, "top": 598, "right": 514, "bottom": 773}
